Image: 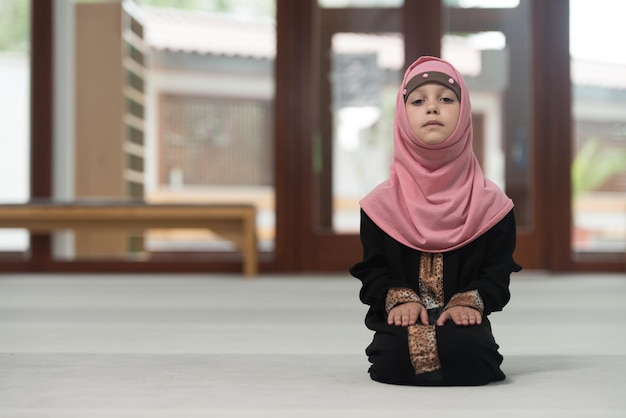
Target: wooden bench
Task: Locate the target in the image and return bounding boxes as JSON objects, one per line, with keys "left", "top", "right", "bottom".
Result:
{"left": 0, "top": 202, "right": 258, "bottom": 276}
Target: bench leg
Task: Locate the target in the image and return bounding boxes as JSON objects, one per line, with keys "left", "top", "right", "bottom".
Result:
{"left": 242, "top": 214, "right": 258, "bottom": 277}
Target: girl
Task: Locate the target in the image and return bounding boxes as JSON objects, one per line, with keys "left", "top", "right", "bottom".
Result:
{"left": 350, "top": 56, "right": 522, "bottom": 386}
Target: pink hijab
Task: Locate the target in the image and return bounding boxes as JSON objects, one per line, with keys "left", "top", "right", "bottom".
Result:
{"left": 360, "top": 56, "right": 513, "bottom": 252}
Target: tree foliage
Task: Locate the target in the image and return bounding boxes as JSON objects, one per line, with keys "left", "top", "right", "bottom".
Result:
{"left": 572, "top": 138, "right": 626, "bottom": 198}
{"left": 0, "top": 0, "right": 29, "bottom": 53}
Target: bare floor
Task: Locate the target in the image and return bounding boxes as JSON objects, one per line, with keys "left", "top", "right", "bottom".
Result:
{"left": 1, "top": 271, "right": 625, "bottom": 417}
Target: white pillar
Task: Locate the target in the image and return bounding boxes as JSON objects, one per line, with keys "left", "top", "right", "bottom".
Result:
{"left": 53, "top": 0, "right": 75, "bottom": 257}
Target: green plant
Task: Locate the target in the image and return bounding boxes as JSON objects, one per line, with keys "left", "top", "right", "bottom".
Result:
{"left": 0, "top": 0, "right": 29, "bottom": 53}
{"left": 571, "top": 138, "right": 626, "bottom": 198}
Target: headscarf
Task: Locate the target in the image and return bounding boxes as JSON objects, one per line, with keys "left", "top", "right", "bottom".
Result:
{"left": 359, "top": 56, "right": 514, "bottom": 252}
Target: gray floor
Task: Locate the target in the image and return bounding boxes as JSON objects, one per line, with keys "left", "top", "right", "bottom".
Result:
{"left": 1, "top": 271, "right": 626, "bottom": 418}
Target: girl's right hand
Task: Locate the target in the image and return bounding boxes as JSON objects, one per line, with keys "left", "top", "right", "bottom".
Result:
{"left": 387, "top": 302, "right": 429, "bottom": 327}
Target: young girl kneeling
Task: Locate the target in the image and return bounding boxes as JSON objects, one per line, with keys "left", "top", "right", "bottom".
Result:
{"left": 350, "top": 56, "right": 522, "bottom": 386}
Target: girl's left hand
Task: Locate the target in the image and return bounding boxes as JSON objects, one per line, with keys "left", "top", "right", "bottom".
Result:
{"left": 436, "top": 306, "right": 482, "bottom": 326}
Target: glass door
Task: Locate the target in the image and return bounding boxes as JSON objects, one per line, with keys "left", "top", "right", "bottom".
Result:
{"left": 302, "top": 0, "right": 404, "bottom": 270}
{"left": 569, "top": 0, "right": 626, "bottom": 267}
{"left": 304, "top": 0, "right": 548, "bottom": 271}
{"left": 0, "top": 0, "right": 30, "bottom": 254}
{"left": 71, "top": 0, "right": 276, "bottom": 266}
{"left": 4, "top": 0, "right": 278, "bottom": 273}
{"left": 441, "top": 0, "right": 542, "bottom": 268}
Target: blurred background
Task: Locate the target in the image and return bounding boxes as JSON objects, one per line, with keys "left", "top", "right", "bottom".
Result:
{"left": 0, "top": 0, "right": 624, "bottom": 273}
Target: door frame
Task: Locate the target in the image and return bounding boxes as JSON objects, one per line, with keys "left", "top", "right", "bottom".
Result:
{"left": 284, "top": 1, "right": 551, "bottom": 271}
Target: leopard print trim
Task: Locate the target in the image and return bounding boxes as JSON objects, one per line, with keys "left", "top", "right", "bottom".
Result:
{"left": 444, "top": 290, "right": 485, "bottom": 314}
{"left": 407, "top": 324, "right": 442, "bottom": 375}
{"left": 385, "top": 287, "right": 421, "bottom": 314}
{"left": 418, "top": 252, "right": 444, "bottom": 309}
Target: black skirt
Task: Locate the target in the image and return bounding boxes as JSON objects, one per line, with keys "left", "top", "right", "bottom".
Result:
{"left": 364, "top": 308, "right": 506, "bottom": 386}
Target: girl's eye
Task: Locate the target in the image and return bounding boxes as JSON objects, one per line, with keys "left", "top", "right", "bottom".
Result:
{"left": 441, "top": 97, "right": 455, "bottom": 103}
{"left": 411, "top": 99, "right": 425, "bottom": 105}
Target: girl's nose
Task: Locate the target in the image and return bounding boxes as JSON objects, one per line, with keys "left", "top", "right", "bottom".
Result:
{"left": 427, "top": 103, "right": 439, "bottom": 114}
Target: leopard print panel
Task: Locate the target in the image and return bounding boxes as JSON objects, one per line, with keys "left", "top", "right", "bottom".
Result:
{"left": 407, "top": 324, "right": 441, "bottom": 374}
{"left": 444, "top": 289, "right": 485, "bottom": 314}
{"left": 418, "top": 252, "right": 444, "bottom": 309}
{"left": 385, "top": 287, "right": 422, "bottom": 314}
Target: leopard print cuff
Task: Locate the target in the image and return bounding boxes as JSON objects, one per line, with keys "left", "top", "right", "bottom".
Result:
{"left": 444, "top": 290, "right": 484, "bottom": 314}
{"left": 385, "top": 287, "right": 422, "bottom": 314}
{"left": 408, "top": 324, "right": 441, "bottom": 374}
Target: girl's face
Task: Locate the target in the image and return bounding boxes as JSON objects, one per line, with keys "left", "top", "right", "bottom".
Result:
{"left": 404, "top": 82, "right": 460, "bottom": 145}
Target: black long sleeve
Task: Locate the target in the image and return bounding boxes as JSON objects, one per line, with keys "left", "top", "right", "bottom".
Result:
{"left": 349, "top": 209, "right": 521, "bottom": 318}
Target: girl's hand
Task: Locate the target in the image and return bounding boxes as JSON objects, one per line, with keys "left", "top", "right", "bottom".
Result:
{"left": 387, "top": 302, "right": 429, "bottom": 327}
{"left": 436, "top": 306, "right": 482, "bottom": 326}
